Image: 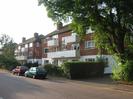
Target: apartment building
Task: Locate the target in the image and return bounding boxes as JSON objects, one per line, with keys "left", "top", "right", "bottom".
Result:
{"left": 15, "top": 24, "right": 115, "bottom": 74}
{"left": 41, "top": 23, "right": 115, "bottom": 74}
{"left": 15, "top": 33, "right": 43, "bottom": 65}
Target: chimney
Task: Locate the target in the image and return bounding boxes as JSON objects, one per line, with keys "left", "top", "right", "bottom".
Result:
{"left": 22, "top": 37, "right": 26, "bottom": 43}
{"left": 34, "top": 32, "right": 38, "bottom": 38}
{"left": 57, "top": 22, "right": 63, "bottom": 30}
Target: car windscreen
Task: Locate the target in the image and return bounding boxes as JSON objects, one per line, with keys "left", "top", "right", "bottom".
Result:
{"left": 36, "top": 68, "right": 45, "bottom": 72}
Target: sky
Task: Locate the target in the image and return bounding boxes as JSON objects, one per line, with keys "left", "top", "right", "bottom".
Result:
{"left": 0, "top": 0, "right": 56, "bottom": 43}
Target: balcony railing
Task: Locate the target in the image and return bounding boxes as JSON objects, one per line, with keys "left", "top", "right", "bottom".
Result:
{"left": 62, "top": 35, "right": 77, "bottom": 44}
{"left": 47, "top": 50, "right": 80, "bottom": 58}
{"left": 16, "top": 56, "right": 27, "bottom": 60}
{"left": 47, "top": 39, "right": 58, "bottom": 46}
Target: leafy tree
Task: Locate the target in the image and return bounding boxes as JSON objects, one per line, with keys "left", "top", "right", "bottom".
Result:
{"left": 39, "top": 0, "right": 133, "bottom": 81}
{"left": 0, "top": 34, "right": 19, "bottom": 70}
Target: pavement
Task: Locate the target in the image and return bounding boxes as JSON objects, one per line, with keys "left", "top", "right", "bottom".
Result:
{"left": 0, "top": 70, "right": 133, "bottom": 99}
{"left": 48, "top": 75, "right": 133, "bottom": 93}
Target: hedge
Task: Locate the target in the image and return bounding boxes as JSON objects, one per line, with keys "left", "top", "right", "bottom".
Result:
{"left": 62, "top": 62, "right": 105, "bottom": 79}
{"left": 44, "top": 64, "right": 64, "bottom": 76}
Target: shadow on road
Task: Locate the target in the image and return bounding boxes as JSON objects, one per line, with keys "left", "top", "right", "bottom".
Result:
{"left": 0, "top": 72, "right": 45, "bottom": 99}
{"left": 77, "top": 75, "right": 114, "bottom": 85}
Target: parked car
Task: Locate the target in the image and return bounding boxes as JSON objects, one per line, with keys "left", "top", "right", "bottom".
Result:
{"left": 12, "top": 66, "right": 29, "bottom": 76}
{"left": 24, "top": 67, "right": 47, "bottom": 79}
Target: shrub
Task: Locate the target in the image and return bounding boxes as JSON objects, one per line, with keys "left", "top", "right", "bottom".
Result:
{"left": 0, "top": 55, "right": 20, "bottom": 70}
{"left": 61, "top": 61, "right": 105, "bottom": 79}
{"left": 112, "top": 60, "right": 133, "bottom": 81}
{"left": 44, "top": 64, "right": 63, "bottom": 76}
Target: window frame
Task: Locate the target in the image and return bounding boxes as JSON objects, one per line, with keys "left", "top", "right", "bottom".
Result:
{"left": 85, "top": 40, "right": 95, "bottom": 49}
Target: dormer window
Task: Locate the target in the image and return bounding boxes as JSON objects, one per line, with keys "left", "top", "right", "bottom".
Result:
{"left": 86, "top": 27, "right": 94, "bottom": 34}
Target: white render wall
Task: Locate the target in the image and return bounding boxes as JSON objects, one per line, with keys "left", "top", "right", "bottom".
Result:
{"left": 41, "top": 58, "right": 53, "bottom": 65}
{"left": 47, "top": 50, "right": 77, "bottom": 58}
{"left": 80, "top": 55, "right": 116, "bottom": 74}
{"left": 27, "top": 59, "right": 42, "bottom": 65}
{"left": 41, "top": 55, "right": 116, "bottom": 74}
{"left": 62, "top": 35, "right": 77, "bottom": 44}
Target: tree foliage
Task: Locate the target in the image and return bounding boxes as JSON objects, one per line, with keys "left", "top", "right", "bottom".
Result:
{"left": 0, "top": 34, "right": 17, "bottom": 57}
{"left": 39, "top": 0, "right": 133, "bottom": 62}
{"left": 39, "top": 0, "right": 133, "bottom": 81}
{"left": 0, "top": 34, "right": 19, "bottom": 70}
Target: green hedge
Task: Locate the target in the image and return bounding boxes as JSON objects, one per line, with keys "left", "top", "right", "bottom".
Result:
{"left": 62, "top": 62, "right": 105, "bottom": 79}
{"left": 44, "top": 64, "right": 64, "bottom": 76}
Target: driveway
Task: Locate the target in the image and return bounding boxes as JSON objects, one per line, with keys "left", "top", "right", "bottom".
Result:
{"left": 0, "top": 71, "right": 133, "bottom": 99}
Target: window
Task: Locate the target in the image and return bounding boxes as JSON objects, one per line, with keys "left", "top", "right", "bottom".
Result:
{"left": 44, "top": 48, "right": 49, "bottom": 53}
{"left": 18, "top": 46, "right": 21, "bottom": 49}
{"left": 25, "top": 44, "right": 28, "bottom": 48}
{"left": 53, "top": 35, "right": 58, "bottom": 39}
{"left": 85, "top": 41, "right": 95, "bottom": 49}
{"left": 44, "top": 60, "right": 49, "bottom": 64}
{"left": 85, "top": 58, "right": 95, "bottom": 62}
{"left": 21, "top": 47, "right": 25, "bottom": 52}
{"left": 71, "top": 32, "right": 77, "bottom": 36}
{"left": 30, "top": 67, "right": 36, "bottom": 71}
{"left": 62, "top": 37, "right": 66, "bottom": 45}
{"left": 29, "top": 43, "right": 33, "bottom": 47}
{"left": 72, "top": 44, "right": 79, "bottom": 50}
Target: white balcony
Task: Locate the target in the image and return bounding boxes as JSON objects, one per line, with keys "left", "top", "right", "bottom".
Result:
{"left": 47, "top": 50, "right": 79, "bottom": 58}
{"left": 47, "top": 39, "right": 58, "bottom": 46}
{"left": 62, "top": 35, "right": 77, "bottom": 44}
{"left": 16, "top": 56, "right": 27, "bottom": 60}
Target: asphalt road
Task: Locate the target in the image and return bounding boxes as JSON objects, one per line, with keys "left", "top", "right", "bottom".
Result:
{"left": 0, "top": 71, "right": 133, "bottom": 99}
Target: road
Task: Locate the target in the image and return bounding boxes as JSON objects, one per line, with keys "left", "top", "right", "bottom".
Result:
{"left": 0, "top": 71, "right": 133, "bottom": 99}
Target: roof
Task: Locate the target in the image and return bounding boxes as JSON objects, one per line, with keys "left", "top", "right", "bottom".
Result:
{"left": 46, "top": 24, "right": 72, "bottom": 37}
{"left": 16, "top": 24, "right": 71, "bottom": 46}
{"left": 17, "top": 34, "right": 44, "bottom": 46}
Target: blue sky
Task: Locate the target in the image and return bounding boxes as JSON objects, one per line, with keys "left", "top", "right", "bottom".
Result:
{"left": 0, "top": 0, "right": 56, "bottom": 43}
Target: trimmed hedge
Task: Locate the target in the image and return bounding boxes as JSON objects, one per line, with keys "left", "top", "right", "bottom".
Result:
{"left": 62, "top": 62, "right": 105, "bottom": 79}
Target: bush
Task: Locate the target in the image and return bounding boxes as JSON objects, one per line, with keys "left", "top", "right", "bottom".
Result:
{"left": 44, "top": 64, "right": 63, "bottom": 76}
{"left": 112, "top": 60, "right": 133, "bottom": 81}
{"left": 61, "top": 61, "right": 105, "bottom": 79}
{"left": 0, "top": 55, "right": 21, "bottom": 70}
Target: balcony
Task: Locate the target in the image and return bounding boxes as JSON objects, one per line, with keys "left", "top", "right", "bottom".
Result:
{"left": 62, "top": 35, "right": 77, "bottom": 44}
{"left": 16, "top": 56, "right": 27, "bottom": 60}
{"left": 47, "top": 50, "right": 80, "bottom": 58}
{"left": 47, "top": 38, "right": 58, "bottom": 46}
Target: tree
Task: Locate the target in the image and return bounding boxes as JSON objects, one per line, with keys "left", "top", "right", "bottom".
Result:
{"left": 39, "top": 0, "right": 133, "bottom": 81}
{"left": 0, "top": 34, "right": 19, "bottom": 70}
{"left": 0, "top": 34, "right": 17, "bottom": 57}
